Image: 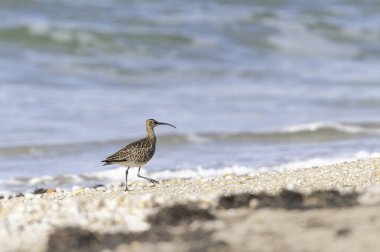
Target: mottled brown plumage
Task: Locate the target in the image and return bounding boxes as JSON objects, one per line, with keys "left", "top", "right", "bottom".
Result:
{"left": 102, "top": 138, "right": 156, "bottom": 166}
{"left": 101, "top": 119, "right": 176, "bottom": 191}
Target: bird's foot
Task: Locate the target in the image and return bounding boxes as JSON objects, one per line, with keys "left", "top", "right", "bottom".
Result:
{"left": 149, "top": 179, "right": 159, "bottom": 184}
{"left": 124, "top": 186, "right": 129, "bottom": 192}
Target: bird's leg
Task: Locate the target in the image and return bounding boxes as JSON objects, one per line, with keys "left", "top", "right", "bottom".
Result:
{"left": 137, "top": 167, "right": 159, "bottom": 184}
{"left": 125, "top": 167, "right": 130, "bottom": 191}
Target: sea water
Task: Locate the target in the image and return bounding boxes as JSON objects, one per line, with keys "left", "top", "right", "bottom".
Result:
{"left": 1, "top": 0, "right": 380, "bottom": 192}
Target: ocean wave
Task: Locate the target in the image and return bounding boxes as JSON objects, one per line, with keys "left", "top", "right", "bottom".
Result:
{"left": 184, "top": 122, "right": 380, "bottom": 143}
{"left": 0, "top": 19, "right": 193, "bottom": 52}
{"left": 284, "top": 122, "right": 380, "bottom": 134}
{"left": 0, "top": 21, "right": 101, "bottom": 49}
{"left": 1, "top": 122, "right": 379, "bottom": 156}
{"left": 265, "top": 18, "right": 359, "bottom": 58}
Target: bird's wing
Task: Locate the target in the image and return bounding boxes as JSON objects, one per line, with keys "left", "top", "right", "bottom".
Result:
{"left": 102, "top": 138, "right": 153, "bottom": 163}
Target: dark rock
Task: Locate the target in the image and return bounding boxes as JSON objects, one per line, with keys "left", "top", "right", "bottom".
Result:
{"left": 92, "top": 184, "right": 105, "bottom": 189}
{"left": 33, "top": 188, "right": 47, "bottom": 194}
{"left": 218, "top": 193, "right": 255, "bottom": 209}
{"left": 15, "top": 192, "right": 24, "bottom": 198}
{"left": 218, "top": 190, "right": 304, "bottom": 210}
{"left": 279, "top": 189, "right": 304, "bottom": 208}
{"left": 305, "top": 190, "right": 358, "bottom": 208}
{"left": 33, "top": 188, "right": 56, "bottom": 194}
{"left": 48, "top": 227, "right": 100, "bottom": 252}
{"left": 148, "top": 203, "right": 215, "bottom": 226}
{"left": 256, "top": 190, "right": 304, "bottom": 209}
{"left": 8, "top": 192, "right": 25, "bottom": 199}
{"left": 47, "top": 226, "right": 227, "bottom": 252}
{"left": 336, "top": 227, "right": 351, "bottom": 237}
{"left": 48, "top": 227, "right": 156, "bottom": 252}
{"left": 48, "top": 228, "right": 169, "bottom": 252}
{"left": 218, "top": 189, "right": 358, "bottom": 210}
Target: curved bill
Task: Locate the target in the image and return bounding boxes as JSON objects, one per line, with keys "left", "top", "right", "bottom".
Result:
{"left": 157, "top": 122, "right": 177, "bottom": 129}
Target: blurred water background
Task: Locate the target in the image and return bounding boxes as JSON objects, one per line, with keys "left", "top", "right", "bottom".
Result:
{"left": 1, "top": 0, "right": 380, "bottom": 192}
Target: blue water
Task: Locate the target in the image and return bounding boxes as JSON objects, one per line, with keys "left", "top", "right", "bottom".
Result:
{"left": 1, "top": 0, "right": 380, "bottom": 191}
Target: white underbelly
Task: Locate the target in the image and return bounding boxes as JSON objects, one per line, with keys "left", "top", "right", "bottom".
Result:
{"left": 114, "top": 161, "right": 147, "bottom": 167}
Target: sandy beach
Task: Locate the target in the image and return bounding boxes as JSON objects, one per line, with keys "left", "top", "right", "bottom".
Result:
{"left": 1, "top": 157, "right": 380, "bottom": 252}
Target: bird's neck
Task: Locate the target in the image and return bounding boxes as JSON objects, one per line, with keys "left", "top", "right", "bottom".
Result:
{"left": 146, "top": 127, "right": 156, "bottom": 142}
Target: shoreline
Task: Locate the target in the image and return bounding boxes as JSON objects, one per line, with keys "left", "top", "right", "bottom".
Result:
{"left": 2, "top": 147, "right": 380, "bottom": 197}
{"left": 1, "top": 157, "right": 380, "bottom": 251}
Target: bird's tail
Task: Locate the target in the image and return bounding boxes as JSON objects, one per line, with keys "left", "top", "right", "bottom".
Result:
{"left": 101, "top": 160, "right": 112, "bottom": 166}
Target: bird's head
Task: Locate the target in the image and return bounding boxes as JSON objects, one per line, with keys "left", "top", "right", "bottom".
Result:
{"left": 146, "top": 119, "right": 176, "bottom": 129}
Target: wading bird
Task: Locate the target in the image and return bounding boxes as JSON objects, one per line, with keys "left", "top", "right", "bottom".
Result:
{"left": 102, "top": 119, "right": 176, "bottom": 191}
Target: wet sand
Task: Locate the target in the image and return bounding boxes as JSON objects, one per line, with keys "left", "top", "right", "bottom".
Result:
{"left": 1, "top": 158, "right": 380, "bottom": 252}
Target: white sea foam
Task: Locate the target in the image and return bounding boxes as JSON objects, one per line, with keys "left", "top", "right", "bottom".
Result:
{"left": 45, "top": 152, "right": 380, "bottom": 181}
{"left": 82, "top": 165, "right": 253, "bottom": 183}
{"left": 285, "top": 122, "right": 380, "bottom": 134}
{"left": 271, "top": 151, "right": 380, "bottom": 171}
{"left": 185, "top": 133, "right": 210, "bottom": 144}
{"left": 285, "top": 122, "right": 361, "bottom": 133}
